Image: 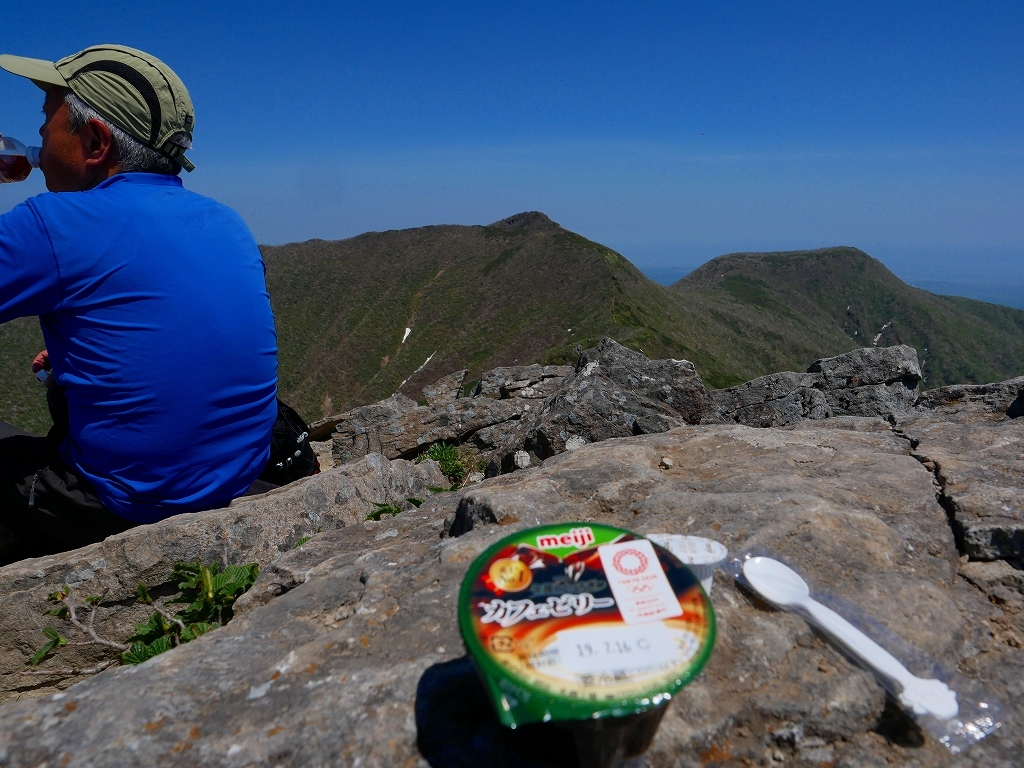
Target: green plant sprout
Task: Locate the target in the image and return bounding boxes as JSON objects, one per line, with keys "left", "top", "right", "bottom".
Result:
{"left": 418, "top": 442, "right": 467, "bottom": 485}
{"left": 25, "top": 560, "right": 259, "bottom": 677}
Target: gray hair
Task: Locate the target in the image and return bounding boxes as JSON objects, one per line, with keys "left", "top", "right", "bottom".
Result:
{"left": 63, "top": 90, "right": 191, "bottom": 175}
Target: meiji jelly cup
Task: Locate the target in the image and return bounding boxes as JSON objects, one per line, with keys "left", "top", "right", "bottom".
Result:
{"left": 458, "top": 523, "right": 715, "bottom": 766}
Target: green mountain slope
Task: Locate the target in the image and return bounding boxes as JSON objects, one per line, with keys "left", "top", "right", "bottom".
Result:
{"left": 263, "top": 211, "right": 706, "bottom": 417}
{"left": 673, "top": 247, "right": 1024, "bottom": 388}
{"left": 1, "top": 217, "right": 1021, "bottom": 431}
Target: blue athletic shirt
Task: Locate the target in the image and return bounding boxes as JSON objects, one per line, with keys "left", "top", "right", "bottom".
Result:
{"left": 0, "top": 173, "right": 278, "bottom": 523}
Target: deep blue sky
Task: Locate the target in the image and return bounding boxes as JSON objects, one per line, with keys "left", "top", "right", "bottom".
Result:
{"left": 1, "top": 1, "right": 1021, "bottom": 287}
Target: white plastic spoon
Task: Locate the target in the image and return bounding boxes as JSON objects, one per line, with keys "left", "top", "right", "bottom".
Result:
{"left": 742, "top": 556, "right": 959, "bottom": 721}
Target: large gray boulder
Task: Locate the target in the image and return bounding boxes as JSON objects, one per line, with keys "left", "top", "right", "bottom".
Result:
{"left": 809, "top": 344, "right": 922, "bottom": 416}
{"left": 916, "top": 376, "right": 1024, "bottom": 417}
{"left": 307, "top": 365, "right": 573, "bottom": 443}
{"left": 714, "top": 371, "right": 832, "bottom": 427}
{"left": 716, "top": 345, "right": 924, "bottom": 427}
{"left": 420, "top": 369, "right": 468, "bottom": 406}
{"left": 474, "top": 364, "right": 573, "bottom": 400}
{"left": 331, "top": 393, "right": 524, "bottom": 464}
{"left": 0, "top": 403, "right": 1021, "bottom": 766}
{"left": 489, "top": 338, "right": 723, "bottom": 472}
{"left": 808, "top": 344, "right": 922, "bottom": 389}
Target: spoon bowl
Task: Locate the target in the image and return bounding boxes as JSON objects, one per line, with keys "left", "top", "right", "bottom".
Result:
{"left": 742, "top": 557, "right": 811, "bottom": 606}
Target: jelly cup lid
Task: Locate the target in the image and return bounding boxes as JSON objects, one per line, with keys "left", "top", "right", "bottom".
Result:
{"left": 646, "top": 534, "right": 728, "bottom": 566}
{"left": 458, "top": 523, "right": 716, "bottom": 728}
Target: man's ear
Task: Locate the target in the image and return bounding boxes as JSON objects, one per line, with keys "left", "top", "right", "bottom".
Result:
{"left": 80, "top": 117, "right": 117, "bottom": 168}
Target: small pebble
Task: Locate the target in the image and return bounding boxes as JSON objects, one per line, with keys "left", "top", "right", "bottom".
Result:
{"left": 565, "top": 435, "right": 587, "bottom": 451}
{"left": 659, "top": 456, "right": 674, "bottom": 469}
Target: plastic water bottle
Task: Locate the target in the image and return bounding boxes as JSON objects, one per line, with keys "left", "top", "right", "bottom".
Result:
{"left": 0, "top": 135, "right": 41, "bottom": 183}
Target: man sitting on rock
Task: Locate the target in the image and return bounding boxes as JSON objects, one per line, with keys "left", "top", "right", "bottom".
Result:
{"left": 0, "top": 45, "right": 278, "bottom": 564}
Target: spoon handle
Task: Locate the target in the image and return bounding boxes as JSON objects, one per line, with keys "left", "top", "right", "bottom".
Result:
{"left": 801, "top": 597, "right": 917, "bottom": 691}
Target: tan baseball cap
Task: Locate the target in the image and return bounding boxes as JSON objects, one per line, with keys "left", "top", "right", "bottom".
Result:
{"left": 0, "top": 44, "right": 195, "bottom": 172}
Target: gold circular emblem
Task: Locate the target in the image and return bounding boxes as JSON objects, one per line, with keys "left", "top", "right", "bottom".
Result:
{"left": 488, "top": 558, "right": 533, "bottom": 592}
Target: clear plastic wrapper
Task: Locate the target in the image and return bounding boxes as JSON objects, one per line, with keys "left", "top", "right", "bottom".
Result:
{"left": 721, "top": 549, "right": 1003, "bottom": 754}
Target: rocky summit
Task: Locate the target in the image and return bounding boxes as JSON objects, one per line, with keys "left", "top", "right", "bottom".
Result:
{"left": 0, "top": 341, "right": 1021, "bottom": 767}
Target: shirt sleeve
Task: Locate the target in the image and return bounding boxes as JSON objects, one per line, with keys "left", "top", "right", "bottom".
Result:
{"left": 0, "top": 198, "right": 62, "bottom": 323}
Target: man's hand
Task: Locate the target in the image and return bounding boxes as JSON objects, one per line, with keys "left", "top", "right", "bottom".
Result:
{"left": 31, "top": 349, "right": 50, "bottom": 373}
{"left": 32, "top": 349, "right": 54, "bottom": 388}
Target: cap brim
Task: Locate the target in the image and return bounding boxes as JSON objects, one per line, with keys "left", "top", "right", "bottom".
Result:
{"left": 0, "top": 54, "right": 68, "bottom": 90}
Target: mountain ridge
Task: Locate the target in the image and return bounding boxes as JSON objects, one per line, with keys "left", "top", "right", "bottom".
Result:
{"left": 0, "top": 214, "right": 1022, "bottom": 430}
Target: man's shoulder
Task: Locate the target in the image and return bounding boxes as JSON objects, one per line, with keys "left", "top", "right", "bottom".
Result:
{"left": 114, "top": 175, "right": 249, "bottom": 225}
{"left": 36, "top": 174, "right": 251, "bottom": 231}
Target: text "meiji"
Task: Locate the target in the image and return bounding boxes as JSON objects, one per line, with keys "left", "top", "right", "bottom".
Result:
{"left": 537, "top": 527, "right": 595, "bottom": 550}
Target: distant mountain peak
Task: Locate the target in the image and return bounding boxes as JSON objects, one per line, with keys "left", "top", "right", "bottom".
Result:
{"left": 677, "top": 246, "right": 886, "bottom": 287}
{"left": 487, "top": 211, "right": 561, "bottom": 231}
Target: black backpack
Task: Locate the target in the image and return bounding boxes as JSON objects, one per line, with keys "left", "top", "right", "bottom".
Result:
{"left": 258, "top": 399, "right": 320, "bottom": 486}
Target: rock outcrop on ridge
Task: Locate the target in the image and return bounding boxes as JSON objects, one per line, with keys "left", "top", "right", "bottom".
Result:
{"left": 0, "top": 341, "right": 1020, "bottom": 767}
{"left": 309, "top": 364, "right": 575, "bottom": 464}
{"left": 321, "top": 339, "right": 928, "bottom": 475}
{"left": 486, "top": 339, "right": 724, "bottom": 474}
{"left": 713, "top": 343, "right": 923, "bottom": 427}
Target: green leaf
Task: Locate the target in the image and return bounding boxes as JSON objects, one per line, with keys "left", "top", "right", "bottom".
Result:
{"left": 211, "top": 566, "right": 254, "bottom": 599}
{"left": 427, "top": 485, "right": 454, "bottom": 494}
{"left": 84, "top": 595, "right": 102, "bottom": 605}
{"left": 227, "top": 563, "right": 258, "bottom": 587}
{"left": 210, "top": 571, "right": 232, "bottom": 594}
{"left": 147, "top": 634, "right": 175, "bottom": 657}
{"left": 136, "top": 582, "right": 153, "bottom": 604}
{"left": 293, "top": 535, "right": 311, "bottom": 548}
{"left": 177, "top": 598, "right": 215, "bottom": 624}
{"left": 201, "top": 566, "right": 215, "bottom": 601}
{"left": 120, "top": 634, "right": 175, "bottom": 665}
{"left": 180, "top": 621, "right": 216, "bottom": 643}
{"left": 46, "top": 606, "right": 70, "bottom": 619}
{"left": 42, "top": 627, "right": 65, "bottom": 643}
{"left": 30, "top": 637, "right": 60, "bottom": 666}
{"left": 127, "top": 611, "right": 170, "bottom": 644}
{"left": 405, "top": 497, "right": 424, "bottom": 508}
{"left": 171, "top": 562, "right": 203, "bottom": 591}
{"left": 120, "top": 641, "right": 153, "bottom": 665}
{"left": 30, "top": 629, "right": 67, "bottom": 666}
